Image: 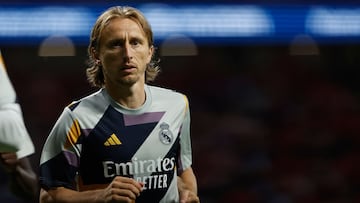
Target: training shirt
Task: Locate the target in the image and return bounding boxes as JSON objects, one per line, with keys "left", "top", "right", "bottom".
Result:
{"left": 0, "top": 50, "right": 16, "bottom": 106}
{"left": 40, "top": 85, "right": 193, "bottom": 203}
{"left": 0, "top": 51, "right": 35, "bottom": 158}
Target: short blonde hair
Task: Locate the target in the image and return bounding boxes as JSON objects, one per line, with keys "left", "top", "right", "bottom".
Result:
{"left": 86, "top": 6, "right": 160, "bottom": 87}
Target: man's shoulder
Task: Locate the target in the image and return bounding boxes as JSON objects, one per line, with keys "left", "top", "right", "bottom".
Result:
{"left": 148, "top": 85, "right": 186, "bottom": 98}
{"left": 147, "top": 85, "right": 189, "bottom": 107}
{"left": 67, "top": 89, "right": 105, "bottom": 112}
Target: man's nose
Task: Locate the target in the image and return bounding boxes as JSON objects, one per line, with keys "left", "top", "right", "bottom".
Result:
{"left": 123, "top": 42, "right": 133, "bottom": 60}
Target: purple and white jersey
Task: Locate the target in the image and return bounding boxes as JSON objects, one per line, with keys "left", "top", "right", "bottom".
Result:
{"left": 0, "top": 51, "right": 34, "bottom": 158}
{"left": 39, "top": 85, "right": 193, "bottom": 203}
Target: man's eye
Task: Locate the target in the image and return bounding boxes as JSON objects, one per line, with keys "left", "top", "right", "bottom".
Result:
{"left": 131, "top": 40, "right": 142, "bottom": 46}
{"left": 110, "top": 41, "right": 123, "bottom": 47}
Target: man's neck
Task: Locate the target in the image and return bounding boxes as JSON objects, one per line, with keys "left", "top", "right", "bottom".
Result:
{"left": 106, "top": 82, "right": 146, "bottom": 109}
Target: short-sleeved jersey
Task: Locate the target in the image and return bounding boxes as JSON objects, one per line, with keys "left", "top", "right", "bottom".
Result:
{"left": 0, "top": 50, "right": 16, "bottom": 106}
{"left": 0, "top": 51, "right": 34, "bottom": 158}
{"left": 40, "top": 85, "right": 193, "bottom": 203}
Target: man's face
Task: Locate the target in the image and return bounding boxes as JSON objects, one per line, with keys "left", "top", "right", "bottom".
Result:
{"left": 97, "top": 17, "right": 153, "bottom": 87}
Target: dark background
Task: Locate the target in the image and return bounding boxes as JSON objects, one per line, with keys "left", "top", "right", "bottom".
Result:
{"left": 1, "top": 1, "right": 360, "bottom": 203}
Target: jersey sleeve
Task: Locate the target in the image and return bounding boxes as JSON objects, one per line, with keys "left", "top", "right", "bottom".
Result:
{"left": 177, "top": 95, "right": 193, "bottom": 174}
{"left": 39, "top": 107, "right": 81, "bottom": 190}
{"left": 0, "top": 51, "right": 16, "bottom": 106}
{"left": 0, "top": 103, "right": 35, "bottom": 158}
{"left": 0, "top": 50, "right": 34, "bottom": 158}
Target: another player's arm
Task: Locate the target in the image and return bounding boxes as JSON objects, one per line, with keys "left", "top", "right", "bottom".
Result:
{"left": 178, "top": 167, "right": 200, "bottom": 203}
{"left": 40, "top": 176, "right": 143, "bottom": 203}
{"left": 0, "top": 152, "right": 38, "bottom": 200}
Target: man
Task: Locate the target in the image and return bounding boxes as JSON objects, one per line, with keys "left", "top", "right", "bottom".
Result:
{"left": 0, "top": 50, "right": 38, "bottom": 202}
{"left": 39, "top": 6, "right": 200, "bottom": 203}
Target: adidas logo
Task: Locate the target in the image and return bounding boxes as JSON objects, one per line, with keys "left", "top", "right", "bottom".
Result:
{"left": 104, "top": 133, "right": 122, "bottom": 146}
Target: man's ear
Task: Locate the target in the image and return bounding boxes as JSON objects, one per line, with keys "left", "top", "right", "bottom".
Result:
{"left": 148, "top": 45, "right": 154, "bottom": 63}
{"left": 91, "top": 47, "right": 100, "bottom": 61}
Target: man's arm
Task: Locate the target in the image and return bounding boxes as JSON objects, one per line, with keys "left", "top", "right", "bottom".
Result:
{"left": 40, "top": 187, "right": 103, "bottom": 203}
{"left": 178, "top": 167, "right": 200, "bottom": 203}
{"left": 0, "top": 152, "right": 38, "bottom": 201}
{"left": 40, "top": 176, "right": 144, "bottom": 203}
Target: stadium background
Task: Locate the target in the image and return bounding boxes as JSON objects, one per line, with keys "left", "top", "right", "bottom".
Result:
{"left": 1, "top": 0, "right": 360, "bottom": 202}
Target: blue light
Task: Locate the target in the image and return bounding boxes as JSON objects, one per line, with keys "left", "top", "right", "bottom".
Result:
{"left": 141, "top": 5, "right": 274, "bottom": 37}
{"left": 306, "top": 7, "right": 360, "bottom": 36}
{"left": 0, "top": 3, "right": 359, "bottom": 45}
{"left": 0, "top": 6, "right": 94, "bottom": 37}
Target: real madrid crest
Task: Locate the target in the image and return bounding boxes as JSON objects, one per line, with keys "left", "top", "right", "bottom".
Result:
{"left": 159, "top": 122, "right": 173, "bottom": 145}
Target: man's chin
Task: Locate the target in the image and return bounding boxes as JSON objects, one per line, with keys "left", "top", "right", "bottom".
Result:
{"left": 118, "top": 77, "right": 138, "bottom": 86}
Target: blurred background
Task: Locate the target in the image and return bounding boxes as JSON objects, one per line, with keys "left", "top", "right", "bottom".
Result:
{"left": 1, "top": 0, "right": 360, "bottom": 202}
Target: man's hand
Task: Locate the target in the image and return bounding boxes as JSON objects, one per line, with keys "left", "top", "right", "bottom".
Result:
{"left": 99, "top": 176, "right": 144, "bottom": 203}
{"left": 178, "top": 167, "right": 200, "bottom": 203}
{"left": 180, "top": 189, "right": 200, "bottom": 203}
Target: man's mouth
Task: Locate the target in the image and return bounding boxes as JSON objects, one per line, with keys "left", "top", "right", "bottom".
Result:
{"left": 122, "top": 64, "right": 136, "bottom": 70}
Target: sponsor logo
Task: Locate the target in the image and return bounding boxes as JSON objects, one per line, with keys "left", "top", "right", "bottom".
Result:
{"left": 102, "top": 157, "right": 176, "bottom": 190}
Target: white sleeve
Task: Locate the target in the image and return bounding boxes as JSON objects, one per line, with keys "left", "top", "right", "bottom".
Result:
{"left": 0, "top": 103, "right": 35, "bottom": 159}
{"left": 179, "top": 96, "right": 193, "bottom": 172}
{"left": 0, "top": 52, "right": 17, "bottom": 106}
{"left": 0, "top": 51, "right": 34, "bottom": 158}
